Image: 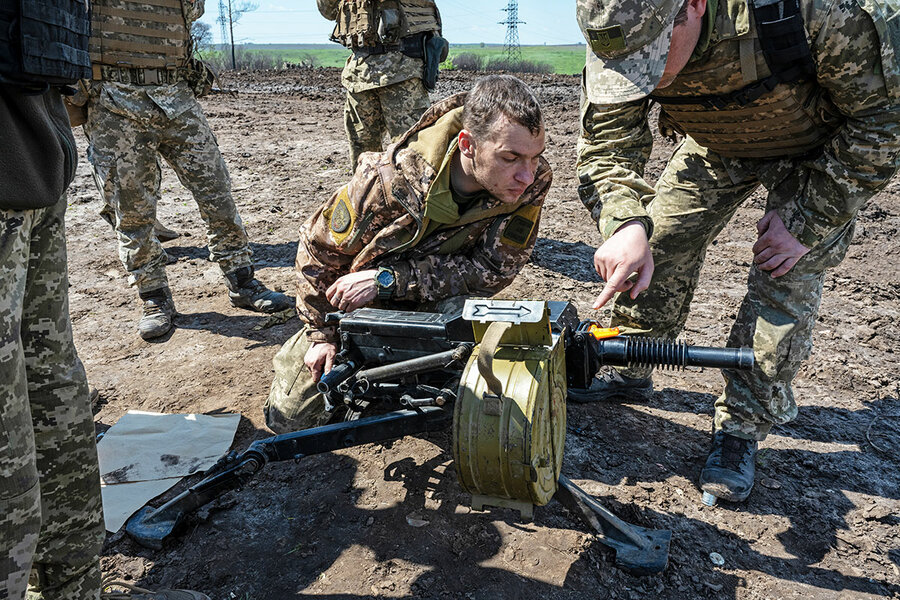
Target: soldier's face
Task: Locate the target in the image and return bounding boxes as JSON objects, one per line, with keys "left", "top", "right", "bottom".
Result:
{"left": 467, "top": 116, "right": 545, "bottom": 204}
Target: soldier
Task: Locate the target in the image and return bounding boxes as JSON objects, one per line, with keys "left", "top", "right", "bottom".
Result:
{"left": 317, "top": 0, "right": 448, "bottom": 170}
{"left": 265, "top": 75, "right": 551, "bottom": 433}
{"left": 0, "top": 2, "right": 208, "bottom": 599}
{"left": 82, "top": 0, "right": 292, "bottom": 341}
{"left": 574, "top": 0, "right": 900, "bottom": 502}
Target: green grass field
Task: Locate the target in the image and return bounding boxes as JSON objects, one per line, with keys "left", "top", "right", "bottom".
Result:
{"left": 208, "top": 43, "right": 586, "bottom": 75}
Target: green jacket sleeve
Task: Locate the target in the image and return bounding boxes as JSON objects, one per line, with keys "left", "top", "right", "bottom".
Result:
{"left": 772, "top": 0, "right": 900, "bottom": 248}
{"left": 575, "top": 88, "right": 656, "bottom": 241}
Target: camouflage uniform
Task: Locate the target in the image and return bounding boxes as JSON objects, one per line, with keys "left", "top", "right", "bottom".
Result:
{"left": 1, "top": 87, "right": 105, "bottom": 599}
{"left": 84, "top": 0, "right": 253, "bottom": 295}
{"left": 577, "top": 0, "right": 900, "bottom": 439}
{"left": 317, "top": 0, "right": 434, "bottom": 169}
{"left": 265, "top": 92, "right": 553, "bottom": 432}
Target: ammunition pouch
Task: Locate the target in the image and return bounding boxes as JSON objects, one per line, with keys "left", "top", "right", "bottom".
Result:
{"left": 422, "top": 33, "right": 448, "bottom": 91}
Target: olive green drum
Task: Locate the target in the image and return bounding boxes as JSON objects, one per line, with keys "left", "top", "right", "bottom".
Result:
{"left": 453, "top": 326, "right": 567, "bottom": 513}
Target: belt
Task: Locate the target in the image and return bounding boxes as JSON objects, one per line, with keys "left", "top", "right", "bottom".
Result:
{"left": 352, "top": 33, "right": 427, "bottom": 59}
{"left": 92, "top": 65, "right": 181, "bottom": 85}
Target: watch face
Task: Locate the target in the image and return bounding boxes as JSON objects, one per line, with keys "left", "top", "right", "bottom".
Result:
{"left": 376, "top": 269, "right": 395, "bottom": 287}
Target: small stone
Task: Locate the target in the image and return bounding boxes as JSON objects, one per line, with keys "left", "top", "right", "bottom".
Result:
{"left": 406, "top": 514, "right": 429, "bottom": 527}
{"left": 760, "top": 477, "right": 782, "bottom": 489}
{"left": 366, "top": 516, "right": 374, "bottom": 526}
{"left": 709, "top": 552, "right": 725, "bottom": 566}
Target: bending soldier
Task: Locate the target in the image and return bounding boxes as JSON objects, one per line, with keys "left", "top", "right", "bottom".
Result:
{"left": 82, "top": 0, "right": 292, "bottom": 341}
{"left": 265, "top": 75, "right": 550, "bottom": 433}
{"left": 318, "top": 0, "right": 448, "bottom": 170}
{"left": 574, "top": 0, "right": 900, "bottom": 502}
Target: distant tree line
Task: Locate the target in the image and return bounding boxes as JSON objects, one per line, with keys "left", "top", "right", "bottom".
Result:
{"left": 449, "top": 53, "right": 552, "bottom": 74}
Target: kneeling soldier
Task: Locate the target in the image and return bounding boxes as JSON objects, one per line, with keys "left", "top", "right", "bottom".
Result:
{"left": 265, "top": 75, "right": 551, "bottom": 433}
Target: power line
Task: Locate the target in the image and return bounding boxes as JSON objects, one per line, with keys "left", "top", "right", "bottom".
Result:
{"left": 499, "top": 0, "right": 524, "bottom": 63}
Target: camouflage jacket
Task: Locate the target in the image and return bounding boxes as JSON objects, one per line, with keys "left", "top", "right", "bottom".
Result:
{"left": 316, "top": 0, "right": 424, "bottom": 92}
{"left": 296, "top": 93, "right": 553, "bottom": 343}
{"left": 577, "top": 0, "right": 900, "bottom": 248}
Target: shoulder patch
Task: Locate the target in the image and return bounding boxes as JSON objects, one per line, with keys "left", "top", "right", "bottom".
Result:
{"left": 500, "top": 204, "right": 540, "bottom": 248}
{"left": 586, "top": 26, "right": 626, "bottom": 55}
{"left": 329, "top": 188, "right": 355, "bottom": 244}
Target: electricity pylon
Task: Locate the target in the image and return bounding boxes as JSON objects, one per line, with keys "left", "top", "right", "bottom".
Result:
{"left": 499, "top": 0, "right": 525, "bottom": 63}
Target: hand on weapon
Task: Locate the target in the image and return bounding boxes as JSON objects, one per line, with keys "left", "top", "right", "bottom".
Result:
{"left": 326, "top": 269, "right": 379, "bottom": 312}
{"left": 753, "top": 210, "right": 810, "bottom": 277}
{"left": 305, "top": 341, "right": 338, "bottom": 382}
{"left": 592, "top": 220, "right": 654, "bottom": 309}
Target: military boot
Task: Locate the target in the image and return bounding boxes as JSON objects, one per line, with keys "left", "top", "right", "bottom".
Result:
{"left": 567, "top": 368, "right": 653, "bottom": 403}
{"left": 699, "top": 431, "right": 758, "bottom": 502}
{"left": 223, "top": 266, "right": 293, "bottom": 313}
{"left": 153, "top": 220, "right": 181, "bottom": 242}
{"left": 137, "top": 288, "right": 175, "bottom": 340}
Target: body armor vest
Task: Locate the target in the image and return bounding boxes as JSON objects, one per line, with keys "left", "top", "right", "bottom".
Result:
{"left": 332, "top": 0, "right": 440, "bottom": 49}
{"left": 0, "top": 0, "right": 91, "bottom": 85}
{"left": 89, "top": 0, "right": 190, "bottom": 70}
{"left": 651, "top": 0, "right": 842, "bottom": 158}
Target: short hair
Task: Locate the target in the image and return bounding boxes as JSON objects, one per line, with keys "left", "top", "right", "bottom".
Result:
{"left": 462, "top": 75, "right": 543, "bottom": 140}
{"left": 673, "top": 0, "right": 691, "bottom": 26}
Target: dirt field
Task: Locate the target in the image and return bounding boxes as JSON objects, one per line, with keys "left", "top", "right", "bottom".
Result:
{"left": 65, "top": 69, "right": 899, "bottom": 599}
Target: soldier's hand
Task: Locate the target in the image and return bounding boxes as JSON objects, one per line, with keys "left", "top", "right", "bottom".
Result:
{"left": 326, "top": 270, "right": 379, "bottom": 312}
{"left": 305, "top": 342, "right": 338, "bottom": 382}
{"left": 753, "top": 210, "right": 810, "bottom": 277}
{"left": 592, "top": 220, "right": 654, "bottom": 310}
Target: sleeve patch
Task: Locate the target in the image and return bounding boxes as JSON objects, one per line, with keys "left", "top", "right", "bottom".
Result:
{"left": 329, "top": 188, "right": 355, "bottom": 244}
{"left": 501, "top": 215, "right": 536, "bottom": 248}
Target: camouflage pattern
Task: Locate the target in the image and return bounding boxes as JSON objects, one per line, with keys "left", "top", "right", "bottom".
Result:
{"left": 1, "top": 199, "right": 104, "bottom": 600}
{"left": 265, "top": 296, "right": 467, "bottom": 433}
{"left": 294, "top": 92, "right": 552, "bottom": 344}
{"left": 577, "top": 0, "right": 679, "bottom": 103}
{"left": 84, "top": 80, "right": 253, "bottom": 294}
{"left": 609, "top": 136, "right": 856, "bottom": 439}
{"left": 344, "top": 75, "right": 431, "bottom": 170}
{"left": 578, "top": 0, "right": 900, "bottom": 439}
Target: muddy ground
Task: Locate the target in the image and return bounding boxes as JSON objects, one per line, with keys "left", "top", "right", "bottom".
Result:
{"left": 65, "top": 69, "right": 899, "bottom": 599}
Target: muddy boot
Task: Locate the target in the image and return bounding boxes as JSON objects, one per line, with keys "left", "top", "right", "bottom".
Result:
{"left": 101, "top": 579, "right": 209, "bottom": 599}
{"left": 137, "top": 288, "right": 175, "bottom": 340}
{"left": 567, "top": 368, "right": 653, "bottom": 403}
{"left": 223, "top": 266, "right": 293, "bottom": 313}
{"left": 153, "top": 219, "right": 181, "bottom": 242}
{"left": 699, "top": 431, "right": 758, "bottom": 502}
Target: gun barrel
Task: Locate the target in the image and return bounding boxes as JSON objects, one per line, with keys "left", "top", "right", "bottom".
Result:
{"left": 597, "top": 337, "right": 754, "bottom": 371}
{"left": 317, "top": 360, "right": 359, "bottom": 395}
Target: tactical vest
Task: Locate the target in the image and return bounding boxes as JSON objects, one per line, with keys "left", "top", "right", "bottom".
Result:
{"left": 332, "top": 0, "right": 440, "bottom": 49}
{"left": 89, "top": 0, "right": 191, "bottom": 70}
{"left": 0, "top": 0, "right": 91, "bottom": 86}
{"left": 650, "top": 0, "right": 842, "bottom": 158}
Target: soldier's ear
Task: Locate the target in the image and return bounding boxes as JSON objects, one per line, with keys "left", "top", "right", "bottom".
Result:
{"left": 458, "top": 129, "right": 476, "bottom": 158}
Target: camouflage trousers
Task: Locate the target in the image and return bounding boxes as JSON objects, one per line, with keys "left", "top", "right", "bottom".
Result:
{"left": 344, "top": 77, "right": 430, "bottom": 170}
{"left": 612, "top": 137, "right": 853, "bottom": 441}
{"left": 0, "top": 200, "right": 105, "bottom": 600}
{"left": 264, "top": 296, "right": 467, "bottom": 433}
{"left": 85, "top": 95, "right": 252, "bottom": 295}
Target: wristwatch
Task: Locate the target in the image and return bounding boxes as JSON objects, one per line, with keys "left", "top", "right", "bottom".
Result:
{"left": 374, "top": 266, "right": 396, "bottom": 300}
